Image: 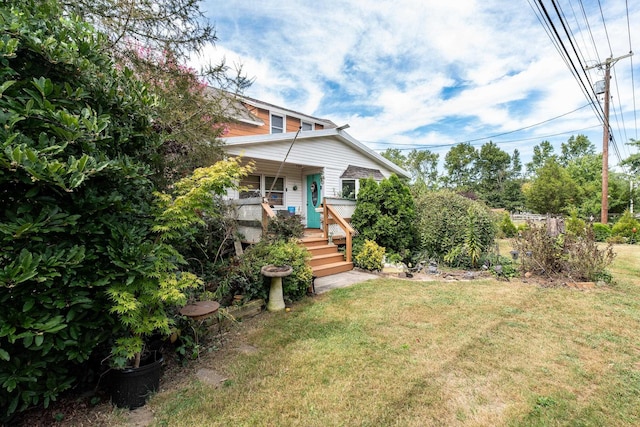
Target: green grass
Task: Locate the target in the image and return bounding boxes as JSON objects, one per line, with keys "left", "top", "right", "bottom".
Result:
{"left": 148, "top": 243, "right": 640, "bottom": 426}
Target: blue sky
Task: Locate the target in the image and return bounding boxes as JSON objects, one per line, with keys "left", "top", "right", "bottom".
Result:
{"left": 195, "top": 0, "right": 640, "bottom": 170}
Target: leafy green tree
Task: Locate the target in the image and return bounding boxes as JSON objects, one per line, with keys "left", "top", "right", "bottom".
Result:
{"left": 381, "top": 148, "right": 407, "bottom": 169}
{"left": 560, "top": 134, "right": 595, "bottom": 166}
{"left": 443, "top": 142, "right": 478, "bottom": 190}
{"left": 526, "top": 140, "right": 556, "bottom": 176}
{"left": 620, "top": 139, "right": 640, "bottom": 175}
{"left": 407, "top": 148, "right": 439, "bottom": 189}
{"left": 351, "top": 175, "right": 417, "bottom": 260}
{"left": 524, "top": 159, "right": 580, "bottom": 214}
{"left": 566, "top": 153, "right": 601, "bottom": 217}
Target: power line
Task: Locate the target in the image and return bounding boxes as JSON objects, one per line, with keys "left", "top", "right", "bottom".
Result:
{"left": 361, "top": 103, "right": 592, "bottom": 147}
{"left": 369, "top": 124, "right": 601, "bottom": 152}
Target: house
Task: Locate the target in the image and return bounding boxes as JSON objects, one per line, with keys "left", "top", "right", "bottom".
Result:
{"left": 222, "top": 94, "right": 409, "bottom": 276}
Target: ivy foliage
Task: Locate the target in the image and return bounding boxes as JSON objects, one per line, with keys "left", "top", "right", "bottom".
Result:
{"left": 350, "top": 174, "right": 417, "bottom": 260}
{"left": 415, "top": 190, "right": 496, "bottom": 267}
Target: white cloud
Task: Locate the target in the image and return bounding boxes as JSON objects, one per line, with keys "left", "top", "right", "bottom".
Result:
{"left": 198, "top": 0, "right": 640, "bottom": 164}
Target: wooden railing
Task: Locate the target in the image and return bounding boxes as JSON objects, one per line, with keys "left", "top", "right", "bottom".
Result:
{"left": 323, "top": 201, "right": 355, "bottom": 263}
{"left": 261, "top": 202, "right": 276, "bottom": 235}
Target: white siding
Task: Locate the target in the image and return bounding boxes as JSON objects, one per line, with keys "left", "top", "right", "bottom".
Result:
{"left": 225, "top": 135, "right": 399, "bottom": 205}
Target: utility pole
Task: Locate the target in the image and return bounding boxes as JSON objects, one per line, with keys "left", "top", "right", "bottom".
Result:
{"left": 586, "top": 52, "right": 633, "bottom": 224}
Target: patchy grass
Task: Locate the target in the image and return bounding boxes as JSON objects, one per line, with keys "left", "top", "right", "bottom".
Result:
{"left": 145, "top": 244, "right": 639, "bottom": 426}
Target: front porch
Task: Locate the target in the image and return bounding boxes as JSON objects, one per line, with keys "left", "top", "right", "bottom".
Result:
{"left": 231, "top": 197, "right": 356, "bottom": 278}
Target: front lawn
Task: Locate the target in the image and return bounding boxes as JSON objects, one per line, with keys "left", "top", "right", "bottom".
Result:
{"left": 148, "top": 243, "right": 640, "bottom": 426}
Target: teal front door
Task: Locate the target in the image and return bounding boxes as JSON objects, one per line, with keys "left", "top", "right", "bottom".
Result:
{"left": 306, "top": 174, "right": 322, "bottom": 228}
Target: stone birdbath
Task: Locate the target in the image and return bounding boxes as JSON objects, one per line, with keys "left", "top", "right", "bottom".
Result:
{"left": 261, "top": 265, "right": 293, "bottom": 312}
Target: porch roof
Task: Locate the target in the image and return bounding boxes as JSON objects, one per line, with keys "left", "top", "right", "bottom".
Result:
{"left": 223, "top": 128, "right": 410, "bottom": 179}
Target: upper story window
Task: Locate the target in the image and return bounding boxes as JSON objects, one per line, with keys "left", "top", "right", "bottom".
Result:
{"left": 301, "top": 121, "right": 313, "bottom": 131}
{"left": 271, "top": 114, "right": 284, "bottom": 133}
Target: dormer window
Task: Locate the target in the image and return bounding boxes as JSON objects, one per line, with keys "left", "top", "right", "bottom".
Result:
{"left": 301, "top": 121, "right": 313, "bottom": 131}
{"left": 271, "top": 114, "right": 284, "bottom": 133}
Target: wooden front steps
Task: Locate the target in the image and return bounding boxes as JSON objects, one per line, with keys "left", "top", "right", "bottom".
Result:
{"left": 300, "top": 232, "right": 353, "bottom": 278}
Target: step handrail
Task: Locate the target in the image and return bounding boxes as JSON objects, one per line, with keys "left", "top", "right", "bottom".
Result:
{"left": 261, "top": 202, "right": 276, "bottom": 235}
{"left": 322, "top": 200, "right": 354, "bottom": 263}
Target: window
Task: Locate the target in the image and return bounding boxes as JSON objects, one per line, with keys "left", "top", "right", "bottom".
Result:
{"left": 340, "top": 179, "right": 357, "bottom": 199}
{"left": 265, "top": 176, "right": 285, "bottom": 206}
{"left": 271, "top": 114, "right": 284, "bottom": 133}
{"left": 239, "top": 175, "right": 261, "bottom": 199}
{"left": 301, "top": 121, "right": 313, "bottom": 131}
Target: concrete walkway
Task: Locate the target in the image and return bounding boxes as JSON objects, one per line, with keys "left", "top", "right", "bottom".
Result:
{"left": 313, "top": 270, "right": 380, "bottom": 294}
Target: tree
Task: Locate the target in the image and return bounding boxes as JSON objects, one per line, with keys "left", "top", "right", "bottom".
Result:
{"left": 443, "top": 142, "right": 478, "bottom": 190}
{"left": 60, "top": 0, "right": 251, "bottom": 188}
{"left": 406, "top": 149, "right": 439, "bottom": 189}
{"left": 475, "top": 141, "right": 511, "bottom": 206}
{"left": 560, "top": 134, "right": 595, "bottom": 166}
{"left": 524, "top": 159, "right": 580, "bottom": 214}
{"left": 566, "top": 153, "right": 602, "bottom": 217}
{"left": 526, "top": 140, "right": 556, "bottom": 176}
{"left": 381, "top": 148, "right": 407, "bottom": 169}
{"left": 620, "top": 138, "right": 640, "bottom": 176}
{"left": 511, "top": 149, "right": 523, "bottom": 179}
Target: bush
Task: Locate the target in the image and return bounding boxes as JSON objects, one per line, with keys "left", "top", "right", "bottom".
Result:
{"left": 354, "top": 240, "right": 385, "bottom": 271}
{"left": 0, "top": 2, "right": 164, "bottom": 417}
{"left": 351, "top": 175, "right": 416, "bottom": 261}
{"left": 565, "top": 209, "right": 587, "bottom": 237}
{"left": 593, "top": 223, "right": 612, "bottom": 242}
{"left": 611, "top": 210, "right": 639, "bottom": 242}
{"left": 415, "top": 190, "right": 496, "bottom": 267}
{"left": 266, "top": 214, "right": 304, "bottom": 242}
{"left": 217, "top": 240, "right": 312, "bottom": 304}
{"left": 499, "top": 212, "right": 517, "bottom": 238}
{"left": 514, "top": 223, "right": 615, "bottom": 282}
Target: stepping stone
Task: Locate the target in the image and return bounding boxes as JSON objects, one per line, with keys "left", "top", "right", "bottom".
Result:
{"left": 196, "top": 369, "right": 228, "bottom": 387}
{"left": 234, "top": 343, "right": 259, "bottom": 355}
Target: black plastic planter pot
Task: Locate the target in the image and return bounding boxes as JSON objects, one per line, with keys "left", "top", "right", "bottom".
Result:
{"left": 109, "top": 353, "right": 164, "bottom": 409}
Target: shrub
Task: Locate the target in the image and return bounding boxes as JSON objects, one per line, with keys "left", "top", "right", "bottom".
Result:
{"left": 266, "top": 214, "right": 304, "bottom": 242}
{"left": 217, "top": 240, "right": 312, "bottom": 304}
{"left": 514, "top": 223, "right": 615, "bottom": 282}
{"left": 499, "top": 212, "right": 517, "bottom": 238}
{"left": 443, "top": 207, "right": 485, "bottom": 268}
{"left": 592, "top": 223, "right": 612, "bottom": 242}
{"left": 414, "top": 190, "right": 496, "bottom": 267}
{"left": 611, "top": 210, "right": 640, "bottom": 241}
{"left": 565, "top": 209, "right": 587, "bottom": 237}
{"left": 354, "top": 240, "right": 386, "bottom": 271}
{"left": 351, "top": 175, "right": 416, "bottom": 261}
{"left": 0, "top": 2, "right": 163, "bottom": 417}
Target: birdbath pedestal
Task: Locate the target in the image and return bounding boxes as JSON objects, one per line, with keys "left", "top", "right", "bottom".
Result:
{"left": 261, "top": 265, "right": 293, "bottom": 312}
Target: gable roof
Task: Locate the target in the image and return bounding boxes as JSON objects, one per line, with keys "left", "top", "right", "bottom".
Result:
{"left": 223, "top": 127, "right": 410, "bottom": 179}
